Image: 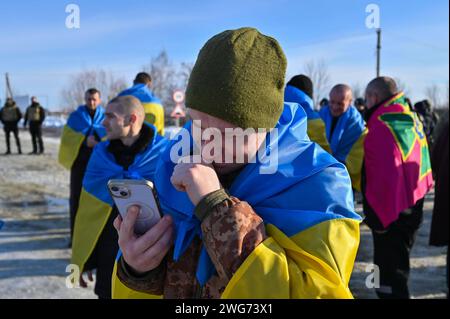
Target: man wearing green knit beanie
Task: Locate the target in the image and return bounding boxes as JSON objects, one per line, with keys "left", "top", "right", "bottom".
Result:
{"left": 115, "top": 27, "right": 360, "bottom": 299}
{"left": 185, "top": 27, "right": 287, "bottom": 130}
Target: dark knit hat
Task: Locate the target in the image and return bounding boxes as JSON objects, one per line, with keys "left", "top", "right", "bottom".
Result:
{"left": 287, "top": 74, "right": 314, "bottom": 100}
{"left": 185, "top": 27, "right": 287, "bottom": 129}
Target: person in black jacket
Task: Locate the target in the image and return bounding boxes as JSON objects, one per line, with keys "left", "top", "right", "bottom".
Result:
{"left": 0, "top": 98, "right": 22, "bottom": 155}
{"left": 24, "top": 96, "right": 46, "bottom": 154}
{"left": 75, "top": 96, "right": 159, "bottom": 299}
{"left": 414, "top": 100, "right": 439, "bottom": 148}
{"left": 429, "top": 111, "right": 449, "bottom": 292}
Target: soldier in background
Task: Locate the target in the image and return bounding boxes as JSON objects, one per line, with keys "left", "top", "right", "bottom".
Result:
{"left": 355, "top": 97, "right": 366, "bottom": 114}
{"left": 24, "top": 96, "right": 46, "bottom": 154}
{"left": 414, "top": 99, "right": 439, "bottom": 148}
{"left": 0, "top": 98, "right": 22, "bottom": 155}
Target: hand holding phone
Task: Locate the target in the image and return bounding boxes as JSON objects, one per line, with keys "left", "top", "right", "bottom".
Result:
{"left": 113, "top": 204, "right": 174, "bottom": 274}
{"left": 108, "top": 179, "right": 162, "bottom": 235}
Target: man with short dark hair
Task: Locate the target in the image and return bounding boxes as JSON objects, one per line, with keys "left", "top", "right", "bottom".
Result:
{"left": 133, "top": 72, "right": 152, "bottom": 85}
{"left": 363, "top": 76, "right": 434, "bottom": 299}
{"left": 0, "top": 98, "right": 22, "bottom": 155}
{"left": 118, "top": 72, "right": 165, "bottom": 136}
{"left": 58, "top": 88, "right": 106, "bottom": 243}
{"left": 24, "top": 96, "right": 45, "bottom": 154}
{"left": 284, "top": 74, "right": 330, "bottom": 152}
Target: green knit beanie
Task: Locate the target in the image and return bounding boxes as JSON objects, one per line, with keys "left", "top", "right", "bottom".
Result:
{"left": 185, "top": 27, "right": 287, "bottom": 129}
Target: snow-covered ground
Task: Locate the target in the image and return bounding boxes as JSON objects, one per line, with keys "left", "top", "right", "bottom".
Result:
{"left": 0, "top": 130, "right": 95, "bottom": 299}
{"left": 0, "top": 130, "right": 447, "bottom": 299}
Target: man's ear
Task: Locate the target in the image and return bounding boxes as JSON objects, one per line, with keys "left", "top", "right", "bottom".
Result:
{"left": 129, "top": 113, "right": 137, "bottom": 124}
{"left": 373, "top": 92, "right": 380, "bottom": 105}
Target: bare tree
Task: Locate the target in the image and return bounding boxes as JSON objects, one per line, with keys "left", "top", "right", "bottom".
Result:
{"left": 303, "top": 59, "right": 331, "bottom": 109}
{"left": 60, "top": 69, "right": 127, "bottom": 111}
{"left": 141, "top": 50, "right": 194, "bottom": 125}
{"left": 179, "top": 62, "right": 194, "bottom": 90}
{"left": 425, "top": 84, "right": 441, "bottom": 109}
{"left": 142, "top": 50, "right": 178, "bottom": 109}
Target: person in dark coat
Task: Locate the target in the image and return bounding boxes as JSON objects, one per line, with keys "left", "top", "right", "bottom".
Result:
{"left": 414, "top": 100, "right": 439, "bottom": 148}
{"left": 24, "top": 96, "right": 46, "bottom": 154}
{"left": 0, "top": 98, "right": 22, "bottom": 154}
{"left": 429, "top": 110, "right": 449, "bottom": 291}
{"left": 355, "top": 97, "right": 366, "bottom": 114}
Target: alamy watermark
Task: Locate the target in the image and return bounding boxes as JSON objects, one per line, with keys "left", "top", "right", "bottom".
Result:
{"left": 365, "top": 3, "right": 381, "bottom": 29}
{"left": 365, "top": 263, "right": 380, "bottom": 289}
{"left": 65, "top": 264, "right": 80, "bottom": 288}
{"left": 65, "top": 4, "right": 80, "bottom": 29}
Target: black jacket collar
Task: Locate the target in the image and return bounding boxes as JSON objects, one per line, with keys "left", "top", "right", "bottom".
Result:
{"left": 107, "top": 124, "right": 154, "bottom": 169}
{"left": 364, "top": 95, "right": 397, "bottom": 122}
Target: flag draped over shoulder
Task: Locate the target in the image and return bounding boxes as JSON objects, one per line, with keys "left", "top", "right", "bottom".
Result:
{"left": 71, "top": 124, "right": 167, "bottom": 275}
{"left": 58, "top": 105, "right": 106, "bottom": 170}
{"left": 284, "top": 85, "right": 331, "bottom": 152}
{"left": 320, "top": 105, "right": 367, "bottom": 190}
{"left": 364, "top": 92, "right": 434, "bottom": 228}
{"left": 128, "top": 102, "right": 362, "bottom": 298}
{"left": 119, "top": 84, "right": 165, "bottom": 136}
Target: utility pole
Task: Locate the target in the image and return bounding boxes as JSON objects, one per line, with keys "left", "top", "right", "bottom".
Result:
{"left": 376, "top": 29, "right": 381, "bottom": 77}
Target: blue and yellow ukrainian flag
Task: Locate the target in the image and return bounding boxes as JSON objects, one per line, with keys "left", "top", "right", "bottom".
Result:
{"left": 71, "top": 124, "right": 167, "bottom": 282}
{"left": 112, "top": 103, "right": 362, "bottom": 299}
{"left": 284, "top": 85, "right": 331, "bottom": 153}
{"left": 320, "top": 105, "right": 367, "bottom": 191}
{"left": 119, "top": 84, "right": 165, "bottom": 136}
{"left": 58, "top": 105, "right": 106, "bottom": 170}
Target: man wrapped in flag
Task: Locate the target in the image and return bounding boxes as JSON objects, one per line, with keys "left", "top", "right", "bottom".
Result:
{"left": 58, "top": 88, "right": 106, "bottom": 243}
{"left": 71, "top": 95, "right": 167, "bottom": 299}
{"left": 362, "top": 76, "right": 434, "bottom": 299}
{"left": 112, "top": 27, "right": 361, "bottom": 299}
{"left": 286, "top": 80, "right": 366, "bottom": 191}
{"left": 284, "top": 74, "right": 331, "bottom": 153}
{"left": 118, "top": 72, "right": 165, "bottom": 136}
{"left": 319, "top": 84, "right": 367, "bottom": 191}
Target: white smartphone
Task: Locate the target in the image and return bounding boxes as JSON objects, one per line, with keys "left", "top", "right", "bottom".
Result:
{"left": 107, "top": 179, "right": 162, "bottom": 235}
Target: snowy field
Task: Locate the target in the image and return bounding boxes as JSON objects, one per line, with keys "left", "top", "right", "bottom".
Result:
{"left": 0, "top": 130, "right": 447, "bottom": 299}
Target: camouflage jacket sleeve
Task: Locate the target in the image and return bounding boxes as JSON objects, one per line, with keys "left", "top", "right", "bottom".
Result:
{"left": 116, "top": 189, "right": 267, "bottom": 295}
{"left": 116, "top": 255, "right": 167, "bottom": 295}
{"left": 196, "top": 189, "right": 267, "bottom": 283}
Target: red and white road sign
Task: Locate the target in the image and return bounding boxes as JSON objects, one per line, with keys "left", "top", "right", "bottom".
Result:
{"left": 172, "top": 90, "right": 185, "bottom": 104}
{"left": 170, "top": 103, "right": 186, "bottom": 118}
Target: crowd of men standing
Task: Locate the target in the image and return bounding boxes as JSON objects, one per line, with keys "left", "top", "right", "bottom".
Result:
{"left": 60, "top": 27, "right": 447, "bottom": 299}
{"left": 0, "top": 27, "right": 447, "bottom": 300}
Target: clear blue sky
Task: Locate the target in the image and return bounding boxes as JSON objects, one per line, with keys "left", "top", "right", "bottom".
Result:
{"left": 0, "top": 0, "right": 448, "bottom": 110}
